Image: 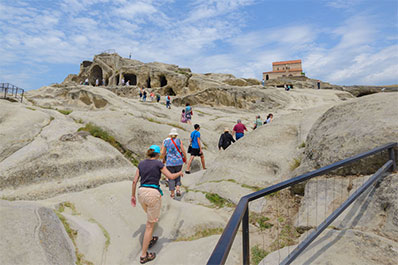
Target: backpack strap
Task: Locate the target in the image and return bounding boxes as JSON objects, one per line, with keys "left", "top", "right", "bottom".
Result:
{"left": 171, "top": 138, "right": 183, "bottom": 159}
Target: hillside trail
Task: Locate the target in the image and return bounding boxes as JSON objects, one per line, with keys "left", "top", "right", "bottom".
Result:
{"left": 1, "top": 85, "right": 356, "bottom": 264}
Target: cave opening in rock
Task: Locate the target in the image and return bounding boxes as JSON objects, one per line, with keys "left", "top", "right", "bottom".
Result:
{"left": 160, "top": 75, "right": 167, "bottom": 87}
{"left": 146, "top": 77, "right": 151, "bottom": 88}
{"left": 165, "top": 86, "right": 176, "bottom": 96}
{"left": 90, "top": 65, "right": 103, "bottom": 85}
{"left": 265, "top": 74, "right": 269, "bottom": 80}
{"left": 124, "top": 74, "right": 137, "bottom": 86}
{"left": 115, "top": 75, "right": 120, "bottom": 86}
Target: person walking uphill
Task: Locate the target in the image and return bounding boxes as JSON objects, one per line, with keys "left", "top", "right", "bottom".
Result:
{"left": 218, "top": 128, "right": 235, "bottom": 150}
{"left": 131, "top": 145, "right": 183, "bottom": 264}
{"left": 233, "top": 119, "right": 247, "bottom": 140}
{"left": 185, "top": 124, "right": 206, "bottom": 174}
{"left": 161, "top": 128, "right": 187, "bottom": 198}
{"left": 185, "top": 103, "right": 193, "bottom": 124}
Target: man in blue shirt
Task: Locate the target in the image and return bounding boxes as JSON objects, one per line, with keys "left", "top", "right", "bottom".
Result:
{"left": 185, "top": 124, "right": 206, "bottom": 174}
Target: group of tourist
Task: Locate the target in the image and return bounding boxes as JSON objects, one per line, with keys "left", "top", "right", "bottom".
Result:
{"left": 180, "top": 103, "right": 193, "bottom": 124}
{"left": 131, "top": 124, "right": 206, "bottom": 263}
{"left": 139, "top": 88, "right": 161, "bottom": 103}
{"left": 130, "top": 98, "right": 274, "bottom": 263}
{"left": 217, "top": 114, "right": 274, "bottom": 151}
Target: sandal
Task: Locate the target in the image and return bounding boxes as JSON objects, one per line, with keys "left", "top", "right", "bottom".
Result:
{"left": 148, "top": 236, "right": 158, "bottom": 249}
{"left": 140, "top": 252, "right": 156, "bottom": 264}
{"left": 185, "top": 171, "right": 191, "bottom": 174}
{"left": 176, "top": 191, "right": 181, "bottom": 197}
{"left": 170, "top": 193, "right": 175, "bottom": 199}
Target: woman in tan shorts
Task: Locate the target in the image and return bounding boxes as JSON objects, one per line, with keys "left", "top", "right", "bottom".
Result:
{"left": 131, "top": 145, "right": 183, "bottom": 264}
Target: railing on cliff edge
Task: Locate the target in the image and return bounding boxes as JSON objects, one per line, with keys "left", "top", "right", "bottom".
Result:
{"left": 1, "top": 83, "right": 24, "bottom": 103}
{"left": 207, "top": 142, "right": 398, "bottom": 265}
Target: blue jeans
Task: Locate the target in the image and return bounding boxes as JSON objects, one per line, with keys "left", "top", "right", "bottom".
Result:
{"left": 236, "top": 133, "right": 244, "bottom": 140}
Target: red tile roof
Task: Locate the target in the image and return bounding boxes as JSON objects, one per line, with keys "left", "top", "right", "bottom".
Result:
{"left": 272, "top": 60, "right": 302, "bottom": 66}
{"left": 263, "top": 69, "right": 302, "bottom": 74}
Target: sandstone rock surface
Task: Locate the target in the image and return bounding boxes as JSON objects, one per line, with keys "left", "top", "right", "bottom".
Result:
{"left": 0, "top": 200, "right": 75, "bottom": 265}
{"left": 260, "top": 228, "right": 398, "bottom": 265}
{"left": 298, "top": 93, "right": 398, "bottom": 176}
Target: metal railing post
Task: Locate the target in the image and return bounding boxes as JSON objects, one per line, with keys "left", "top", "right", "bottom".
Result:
{"left": 242, "top": 207, "right": 250, "bottom": 265}
{"left": 388, "top": 147, "right": 397, "bottom": 172}
{"left": 4, "top": 87, "right": 7, "bottom": 99}
{"left": 21, "top": 90, "right": 24, "bottom": 103}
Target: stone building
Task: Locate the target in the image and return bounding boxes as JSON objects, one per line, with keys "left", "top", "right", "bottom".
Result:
{"left": 263, "top": 60, "right": 303, "bottom": 80}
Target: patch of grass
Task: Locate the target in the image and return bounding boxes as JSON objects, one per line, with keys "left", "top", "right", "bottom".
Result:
{"left": 251, "top": 245, "right": 269, "bottom": 265}
{"left": 26, "top": 106, "right": 36, "bottom": 111}
{"left": 38, "top": 105, "right": 54, "bottom": 110}
{"left": 74, "top": 118, "right": 84, "bottom": 124}
{"left": 57, "top": 109, "right": 73, "bottom": 115}
{"left": 146, "top": 117, "right": 187, "bottom": 131}
{"left": 250, "top": 213, "right": 274, "bottom": 231}
{"left": 205, "top": 193, "right": 234, "bottom": 208}
{"left": 209, "top": 179, "right": 237, "bottom": 184}
{"left": 55, "top": 210, "right": 94, "bottom": 265}
{"left": 88, "top": 218, "right": 111, "bottom": 249}
{"left": 78, "top": 123, "right": 139, "bottom": 167}
{"left": 167, "top": 122, "right": 186, "bottom": 131}
{"left": 50, "top": 116, "right": 55, "bottom": 121}
{"left": 58, "top": 201, "right": 79, "bottom": 215}
{"left": 257, "top": 216, "right": 274, "bottom": 230}
{"left": 0, "top": 196, "right": 16, "bottom": 201}
{"left": 176, "top": 227, "right": 223, "bottom": 241}
{"left": 78, "top": 123, "right": 116, "bottom": 145}
{"left": 241, "top": 184, "right": 262, "bottom": 192}
{"left": 195, "top": 109, "right": 210, "bottom": 115}
{"left": 290, "top": 157, "right": 301, "bottom": 171}
{"left": 299, "top": 142, "right": 306, "bottom": 148}
{"left": 269, "top": 223, "right": 300, "bottom": 251}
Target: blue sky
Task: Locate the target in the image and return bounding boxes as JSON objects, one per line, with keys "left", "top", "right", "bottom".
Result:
{"left": 0, "top": 0, "right": 397, "bottom": 90}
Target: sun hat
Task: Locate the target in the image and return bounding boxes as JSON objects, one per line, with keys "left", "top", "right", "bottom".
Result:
{"left": 224, "top": 128, "right": 230, "bottom": 132}
{"left": 169, "top": 128, "right": 179, "bottom": 136}
{"left": 149, "top": 145, "right": 161, "bottom": 154}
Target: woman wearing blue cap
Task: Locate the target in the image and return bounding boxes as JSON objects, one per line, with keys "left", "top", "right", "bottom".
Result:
{"left": 131, "top": 145, "right": 183, "bottom": 264}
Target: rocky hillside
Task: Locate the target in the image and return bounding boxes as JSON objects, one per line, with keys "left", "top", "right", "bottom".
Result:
{"left": 1, "top": 55, "right": 397, "bottom": 265}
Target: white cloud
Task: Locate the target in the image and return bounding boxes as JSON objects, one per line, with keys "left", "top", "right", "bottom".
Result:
{"left": 0, "top": 0, "right": 396, "bottom": 89}
{"left": 325, "top": 0, "right": 363, "bottom": 9}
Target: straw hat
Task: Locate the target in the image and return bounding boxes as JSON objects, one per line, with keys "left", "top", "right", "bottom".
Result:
{"left": 224, "top": 128, "right": 230, "bottom": 132}
{"left": 169, "top": 128, "right": 179, "bottom": 136}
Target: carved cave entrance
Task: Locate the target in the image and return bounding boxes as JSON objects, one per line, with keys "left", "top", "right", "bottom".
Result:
{"left": 160, "top": 75, "right": 168, "bottom": 87}
{"left": 266, "top": 74, "right": 269, "bottom": 80}
{"left": 124, "top": 74, "right": 137, "bottom": 86}
{"left": 115, "top": 75, "right": 120, "bottom": 86}
{"left": 165, "top": 86, "right": 176, "bottom": 96}
{"left": 146, "top": 77, "right": 151, "bottom": 88}
{"left": 90, "top": 65, "right": 103, "bottom": 85}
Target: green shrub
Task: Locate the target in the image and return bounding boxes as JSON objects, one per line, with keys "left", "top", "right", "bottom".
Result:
{"left": 205, "top": 193, "right": 233, "bottom": 208}
{"left": 257, "top": 216, "right": 274, "bottom": 230}
{"left": 290, "top": 157, "right": 301, "bottom": 171}
{"left": 78, "top": 123, "right": 139, "bottom": 166}
{"left": 299, "top": 142, "right": 306, "bottom": 148}
{"left": 251, "top": 245, "right": 268, "bottom": 264}
{"left": 176, "top": 227, "right": 223, "bottom": 241}
{"left": 57, "top": 109, "right": 73, "bottom": 115}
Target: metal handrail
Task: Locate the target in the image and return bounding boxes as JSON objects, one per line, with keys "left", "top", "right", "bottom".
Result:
{"left": 207, "top": 142, "right": 397, "bottom": 265}
{"left": 1, "top": 83, "right": 24, "bottom": 103}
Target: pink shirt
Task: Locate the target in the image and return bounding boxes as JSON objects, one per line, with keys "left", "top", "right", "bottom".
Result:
{"left": 233, "top": 123, "right": 247, "bottom": 134}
